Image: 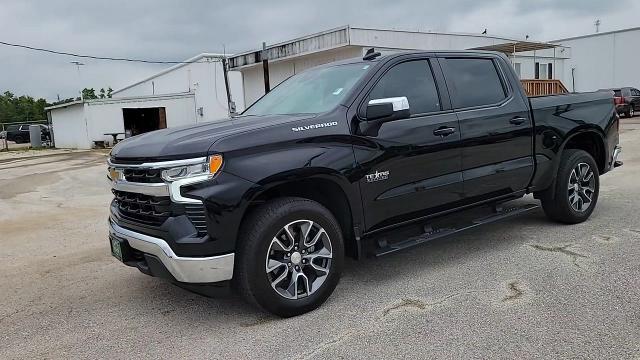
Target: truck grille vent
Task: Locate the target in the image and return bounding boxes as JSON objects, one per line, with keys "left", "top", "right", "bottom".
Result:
{"left": 185, "top": 204, "right": 207, "bottom": 236}
{"left": 122, "top": 168, "right": 163, "bottom": 183}
{"left": 113, "top": 190, "right": 171, "bottom": 226}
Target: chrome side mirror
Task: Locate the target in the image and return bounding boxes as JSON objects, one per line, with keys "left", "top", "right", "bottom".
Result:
{"left": 366, "top": 97, "right": 410, "bottom": 122}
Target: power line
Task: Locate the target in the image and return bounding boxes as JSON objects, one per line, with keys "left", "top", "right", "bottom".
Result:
{"left": 0, "top": 40, "right": 219, "bottom": 64}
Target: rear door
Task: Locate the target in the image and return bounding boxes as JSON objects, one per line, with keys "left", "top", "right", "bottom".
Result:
{"left": 438, "top": 54, "right": 534, "bottom": 201}
{"left": 353, "top": 56, "right": 463, "bottom": 229}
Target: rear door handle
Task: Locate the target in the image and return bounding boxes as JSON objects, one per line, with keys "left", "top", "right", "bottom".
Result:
{"left": 433, "top": 127, "right": 456, "bottom": 137}
{"left": 510, "top": 117, "right": 527, "bottom": 125}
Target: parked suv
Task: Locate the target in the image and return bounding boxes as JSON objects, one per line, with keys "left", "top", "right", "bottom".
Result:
{"left": 609, "top": 87, "right": 640, "bottom": 118}
{"left": 108, "top": 51, "right": 621, "bottom": 317}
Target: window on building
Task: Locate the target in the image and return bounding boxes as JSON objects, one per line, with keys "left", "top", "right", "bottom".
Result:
{"left": 514, "top": 63, "right": 522, "bottom": 78}
{"left": 539, "top": 63, "right": 548, "bottom": 80}
{"left": 535, "top": 63, "right": 553, "bottom": 80}
{"left": 367, "top": 60, "right": 441, "bottom": 115}
{"left": 442, "top": 58, "right": 507, "bottom": 109}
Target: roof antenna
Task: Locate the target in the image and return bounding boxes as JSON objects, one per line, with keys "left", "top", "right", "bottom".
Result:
{"left": 363, "top": 48, "right": 381, "bottom": 61}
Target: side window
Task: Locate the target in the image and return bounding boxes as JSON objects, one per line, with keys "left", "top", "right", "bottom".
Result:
{"left": 367, "top": 60, "right": 441, "bottom": 116}
{"left": 443, "top": 58, "right": 507, "bottom": 109}
{"left": 633, "top": 89, "right": 640, "bottom": 96}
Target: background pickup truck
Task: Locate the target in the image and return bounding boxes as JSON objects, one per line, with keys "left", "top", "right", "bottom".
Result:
{"left": 107, "top": 50, "right": 621, "bottom": 317}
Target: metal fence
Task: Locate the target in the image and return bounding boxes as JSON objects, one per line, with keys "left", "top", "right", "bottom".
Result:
{"left": 0, "top": 120, "right": 52, "bottom": 152}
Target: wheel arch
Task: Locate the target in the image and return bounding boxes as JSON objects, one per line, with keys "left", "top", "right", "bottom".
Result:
{"left": 559, "top": 128, "right": 607, "bottom": 173}
{"left": 537, "top": 128, "right": 606, "bottom": 199}
{"left": 241, "top": 171, "right": 363, "bottom": 259}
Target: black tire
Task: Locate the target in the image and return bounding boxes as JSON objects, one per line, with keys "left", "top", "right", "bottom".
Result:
{"left": 540, "top": 149, "right": 600, "bottom": 224}
{"left": 13, "top": 136, "right": 24, "bottom": 144}
{"left": 234, "top": 197, "right": 344, "bottom": 317}
{"left": 627, "top": 105, "right": 635, "bottom": 118}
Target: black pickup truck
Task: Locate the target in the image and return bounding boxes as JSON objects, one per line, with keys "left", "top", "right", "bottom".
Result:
{"left": 108, "top": 50, "right": 622, "bottom": 317}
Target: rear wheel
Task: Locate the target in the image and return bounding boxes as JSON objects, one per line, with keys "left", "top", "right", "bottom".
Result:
{"left": 628, "top": 105, "right": 635, "bottom": 118}
{"left": 13, "top": 135, "right": 24, "bottom": 144}
{"left": 540, "top": 149, "right": 599, "bottom": 224}
{"left": 234, "top": 197, "right": 344, "bottom": 317}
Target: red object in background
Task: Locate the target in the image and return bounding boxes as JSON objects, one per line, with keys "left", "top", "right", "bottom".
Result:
{"left": 614, "top": 96, "right": 625, "bottom": 105}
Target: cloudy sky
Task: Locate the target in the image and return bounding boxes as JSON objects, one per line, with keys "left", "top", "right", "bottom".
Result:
{"left": 1, "top": 0, "right": 638, "bottom": 101}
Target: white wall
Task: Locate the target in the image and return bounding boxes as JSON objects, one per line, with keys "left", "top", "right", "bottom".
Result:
{"left": 510, "top": 55, "right": 566, "bottom": 81}
{"left": 49, "top": 94, "right": 197, "bottom": 149}
{"left": 50, "top": 104, "right": 91, "bottom": 149}
{"left": 115, "top": 59, "right": 245, "bottom": 120}
{"left": 553, "top": 29, "right": 640, "bottom": 92}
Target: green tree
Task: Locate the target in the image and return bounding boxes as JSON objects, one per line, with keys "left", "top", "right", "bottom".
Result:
{"left": 82, "top": 88, "right": 98, "bottom": 100}
{"left": 107, "top": 87, "right": 113, "bottom": 98}
{"left": 99, "top": 88, "right": 106, "bottom": 99}
{"left": 0, "top": 91, "right": 49, "bottom": 124}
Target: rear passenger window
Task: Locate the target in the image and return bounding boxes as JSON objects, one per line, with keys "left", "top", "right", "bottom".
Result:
{"left": 367, "top": 60, "right": 441, "bottom": 115}
{"left": 443, "top": 58, "right": 507, "bottom": 108}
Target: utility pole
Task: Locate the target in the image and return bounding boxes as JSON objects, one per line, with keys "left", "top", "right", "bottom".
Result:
{"left": 70, "top": 61, "right": 85, "bottom": 100}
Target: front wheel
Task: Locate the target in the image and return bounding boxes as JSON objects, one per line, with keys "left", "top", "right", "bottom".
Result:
{"left": 540, "top": 149, "right": 600, "bottom": 224}
{"left": 234, "top": 197, "right": 344, "bottom": 317}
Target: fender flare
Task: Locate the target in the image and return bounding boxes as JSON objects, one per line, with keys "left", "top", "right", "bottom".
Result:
{"left": 543, "top": 127, "right": 606, "bottom": 198}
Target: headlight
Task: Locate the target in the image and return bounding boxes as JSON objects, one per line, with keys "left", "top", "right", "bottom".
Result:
{"left": 161, "top": 155, "right": 223, "bottom": 182}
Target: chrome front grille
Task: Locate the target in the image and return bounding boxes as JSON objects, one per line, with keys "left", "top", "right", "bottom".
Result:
{"left": 123, "top": 168, "right": 163, "bottom": 183}
{"left": 109, "top": 157, "right": 209, "bottom": 236}
{"left": 113, "top": 190, "right": 171, "bottom": 226}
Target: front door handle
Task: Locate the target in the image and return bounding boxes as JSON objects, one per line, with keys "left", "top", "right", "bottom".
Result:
{"left": 510, "top": 117, "right": 527, "bottom": 125}
{"left": 433, "top": 127, "right": 456, "bottom": 137}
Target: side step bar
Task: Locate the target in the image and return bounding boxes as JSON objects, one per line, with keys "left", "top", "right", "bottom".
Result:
{"left": 374, "top": 203, "right": 540, "bottom": 257}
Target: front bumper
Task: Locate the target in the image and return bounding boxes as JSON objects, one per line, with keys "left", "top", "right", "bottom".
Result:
{"left": 109, "top": 219, "right": 234, "bottom": 283}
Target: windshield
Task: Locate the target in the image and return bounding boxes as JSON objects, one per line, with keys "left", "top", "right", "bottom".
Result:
{"left": 243, "top": 63, "right": 371, "bottom": 116}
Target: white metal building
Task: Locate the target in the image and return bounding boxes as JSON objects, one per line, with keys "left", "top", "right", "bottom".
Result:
{"left": 47, "top": 53, "right": 244, "bottom": 149}
{"left": 229, "top": 26, "right": 569, "bottom": 107}
{"left": 47, "top": 93, "right": 197, "bottom": 149}
{"left": 551, "top": 27, "right": 640, "bottom": 92}
{"left": 113, "top": 53, "right": 245, "bottom": 118}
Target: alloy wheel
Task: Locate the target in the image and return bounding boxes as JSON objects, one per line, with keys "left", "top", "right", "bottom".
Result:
{"left": 568, "top": 162, "right": 595, "bottom": 212}
{"left": 265, "top": 220, "right": 333, "bottom": 299}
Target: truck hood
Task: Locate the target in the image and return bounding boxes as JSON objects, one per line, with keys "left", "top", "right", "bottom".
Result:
{"left": 110, "top": 114, "right": 314, "bottom": 162}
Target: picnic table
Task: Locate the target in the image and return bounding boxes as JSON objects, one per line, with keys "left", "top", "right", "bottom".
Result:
{"left": 104, "top": 132, "right": 125, "bottom": 146}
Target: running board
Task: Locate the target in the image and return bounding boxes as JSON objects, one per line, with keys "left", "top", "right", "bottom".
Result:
{"left": 374, "top": 203, "right": 540, "bottom": 257}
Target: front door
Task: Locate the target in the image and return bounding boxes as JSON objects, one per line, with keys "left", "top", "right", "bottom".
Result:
{"left": 353, "top": 58, "right": 464, "bottom": 230}
{"left": 438, "top": 55, "right": 534, "bottom": 201}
